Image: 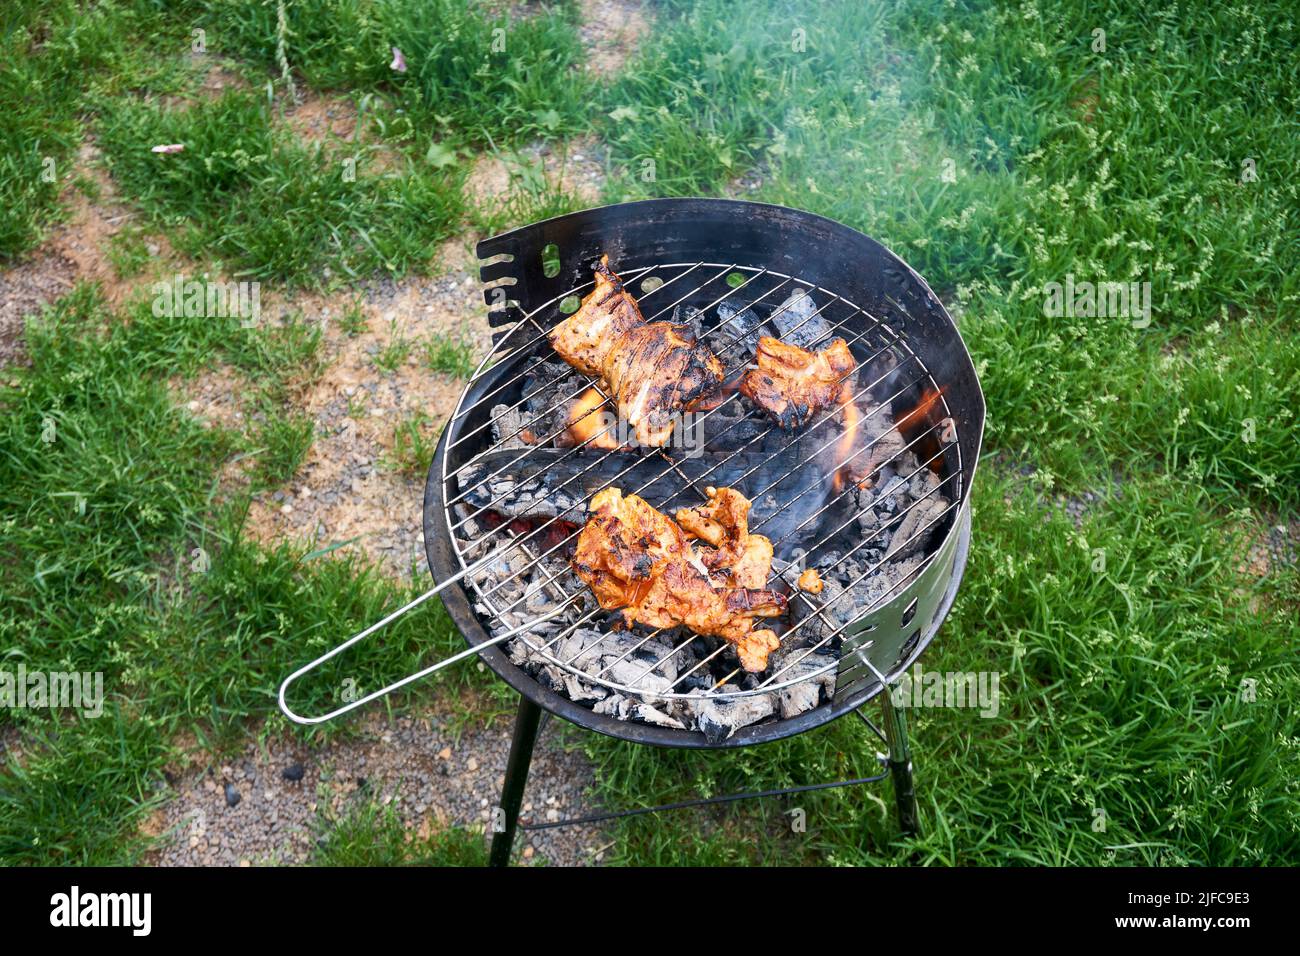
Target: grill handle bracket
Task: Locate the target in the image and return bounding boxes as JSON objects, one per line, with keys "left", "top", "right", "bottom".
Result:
{"left": 276, "top": 588, "right": 567, "bottom": 725}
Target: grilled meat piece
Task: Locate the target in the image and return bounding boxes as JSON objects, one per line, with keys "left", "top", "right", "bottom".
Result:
{"left": 549, "top": 255, "right": 647, "bottom": 377}
{"left": 739, "top": 336, "right": 857, "bottom": 429}
{"left": 602, "top": 322, "right": 724, "bottom": 446}
{"left": 796, "top": 568, "right": 824, "bottom": 594}
{"left": 549, "top": 257, "right": 724, "bottom": 447}
{"left": 675, "top": 486, "right": 773, "bottom": 590}
{"left": 572, "top": 488, "right": 786, "bottom": 672}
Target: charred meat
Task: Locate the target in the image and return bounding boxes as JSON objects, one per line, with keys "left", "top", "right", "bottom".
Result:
{"left": 548, "top": 255, "right": 646, "bottom": 377}
{"left": 602, "top": 322, "right": 724, "bottom": 446}
{"left": 675, "top": 486, "right": 774, "bottom": 591}
{"left": 739, "top": 336, "right": 857, "bottom": 429}
{"left": 572, "top": 488, "right": 785, "bottom": 672}
{"left": 549, "top": 258, "right": 724, "bottom": 447}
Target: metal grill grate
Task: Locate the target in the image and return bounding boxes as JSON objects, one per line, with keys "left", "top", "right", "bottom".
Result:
{"left": 441, "top": 261, "right": 963, "bottom": 705}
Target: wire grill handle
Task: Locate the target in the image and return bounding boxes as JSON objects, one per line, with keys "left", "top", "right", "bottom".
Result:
{"left": 277, "top": 583, "right": 568, "bottom": 725}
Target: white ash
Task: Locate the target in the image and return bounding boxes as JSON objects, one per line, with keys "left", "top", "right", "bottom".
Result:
{"left": 770, "top": 288, "right": 833, "bottom": 349}
{"left": 710, "top": 298, "right": 768, "bottom": 357}
{"left": 488, "top": 403, "right": 535, "bottom": 451}
{"left": 683, "top": 688, "right": 777, "bottom": 745}
{"left": 455, "top": 448, "right": 946, "bottom": 738}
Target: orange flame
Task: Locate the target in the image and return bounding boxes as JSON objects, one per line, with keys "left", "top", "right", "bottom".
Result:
{"left": 894, "top": 385, "right": 948, "bottom": 434}
{"left": 896, "top": 385, "right": 950, "bottom": 476}
{"left": 559, "top": 387, "right": 620, "bottom": 450}
{"left": 831, "top": 384, "right": 860, "bottom": 494}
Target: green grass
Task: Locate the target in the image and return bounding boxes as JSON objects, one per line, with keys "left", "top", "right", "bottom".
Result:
{"left": 105, "top": 226, "right": 153, "bottom": 278}
{"left": 467, "top": 146, "right": 592, "bottom": 235}
{"left": 202, "top": 0, "right": 592, "bottom": 147}
{"left": 372, "top": 320, "right": 413, "bottom": 372}
{"left": 0, "top": 0, "right": 194, "bottom": 260}
{"left": 338, "top": 299, "right": 368, "bottom": 337}
{"left": 311, "top": 798, "right": 486, "bottom": 866}
{"left": 587, "top": 471, "right": 1299, "bottom": 866}
{"left": 250, "top": 410, "right": 314, "bottom": 488}
{"left": 381, "top": 411, "right": 438, "bottom": 477}
{"left": 98, "top": 89, "right": 465, "bottom": 287}
{"left": 0, "top": 286, "right": 478, "bottom": 861}
{"left": 578, "top": 0, "right": 1300, "bottom": 865}
{"left": 424, "top": 333, "right": 475, "bottom": 378}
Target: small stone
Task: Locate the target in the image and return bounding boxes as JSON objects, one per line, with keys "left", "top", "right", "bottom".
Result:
{"left": 437, "top": 747, "right": 451, "bottom": 760}
{"left": 280, "top": 503, "right": 293, "bottom": 515}
{"left": 467, "top": 757, "right": 479, "bottom": 772}
{"left": 224, "top": 783, "right": 241, "bottom": 808}
{"left": 523, "top": 846, "right": 535, "bottom": 859}
{"left": 281, "top": 763, "right": 305, "bottom": 782}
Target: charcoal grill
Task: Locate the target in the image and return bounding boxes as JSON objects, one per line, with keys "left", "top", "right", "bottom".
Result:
{"left": 279, "top": 199, "right": 984, "bottom": 866}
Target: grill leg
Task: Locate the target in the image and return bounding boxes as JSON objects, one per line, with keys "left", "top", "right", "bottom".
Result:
{"left": 879, "top": 689, "right": 919, "bottom": 837}
{"left": 488, "top": 695, "right": 542, "bottom": 867}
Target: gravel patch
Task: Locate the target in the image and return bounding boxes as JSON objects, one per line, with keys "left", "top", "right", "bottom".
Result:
{"left": 146, "top": 706, "right": 613, "bottom": 866}
{"left": 577, "top": 0, "right": 652, "bottom": 77}
{"left": 0, "top": 142, "right": 150, "bottom": 367}
{"left": 238, "top": 271, "right": 491, "bottom": 578}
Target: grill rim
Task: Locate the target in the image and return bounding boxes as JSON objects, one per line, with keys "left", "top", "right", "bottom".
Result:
{"left": 423, "top": 197, "right": 985, "bottom": 748}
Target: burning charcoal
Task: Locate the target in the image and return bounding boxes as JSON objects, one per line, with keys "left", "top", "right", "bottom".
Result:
{"left": 767, "top": 638, "right": 837, "bottom": 714}
{"left": 488, "top": 403, "right": 534, "bottom": 450}
{"left": 773, "top": 654, "right": 835, "bottom": 718}
{"left": 686, "top": 689, "right": 776, "bottom": 744}
{"left": 909, "top": 466, "right": 941, "bottom": 500}
{"left": 787, "top": 574, "right": 862, "bottom": 646}
{"left": 671, "top": 303, "right": 706, "bottom": 339}
{"left": 521, "top": 359, "right": 580, "bottom": 439}
{"left": 697, "top": 398, "right": 765, "bottom": 449}
{"left": 711, "top": 298, "right": 768, "bottom": 358}
{"left": 873, "top": 473, "right": 908, "bottom": 514}
{"left": 456, "top": 447, "right": 800, "bottom": 527}
{"left": 552, "top": 628, "right": 606, "bottom": 677}
{"left": 522, "top": 579, "right": 556, "bottom": 615}
{"left": 846, "top": 417, "right": 907, "bottom": 490}
{"left": 886, "top": 494, "right": 950, "bottom": 560}
{"left": 593, "top": 694, "right": 627, "bottom": 718}
{"left": 770, "top": 289, "right": 832, "bottom": 349}
{"left": 508, "top": 636, "right": 550, "bottom": 670}
{"left": 604, "top": 660, "right": 672, "bottom": 699}
{"left": 776, "top": 682, "right": 820, "bottom": 718}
